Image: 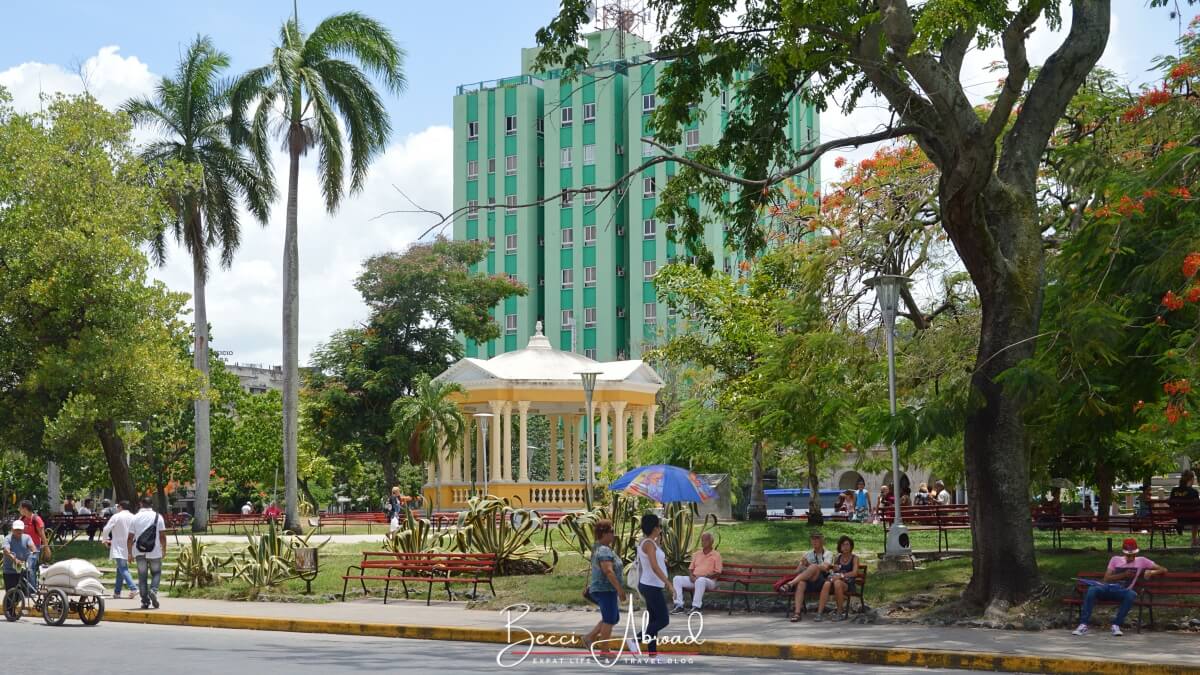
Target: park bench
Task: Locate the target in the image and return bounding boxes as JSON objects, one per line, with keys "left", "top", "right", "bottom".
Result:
{"left": 880, "top": 505, "right": 943, "bottom": 550}
{"left": 48, "top": 514, "right": 108, "bottom": 543}
{"left": 210, "top": 513, "right": 268, "bottom": 534}
{"left": 704, "top": 562, "right": 868, "bottom": 619}
{"left": 1167, "top": 495, "right": 1200, "bottom": 538}
{"left": 340, "top": 551, "right": 497, "bottom": 605}
{"left": 1062, "top": 571, "right": 1200, "bottom": 631}
{"left": 310, "top": 511, "right": 390, "bottom": 534}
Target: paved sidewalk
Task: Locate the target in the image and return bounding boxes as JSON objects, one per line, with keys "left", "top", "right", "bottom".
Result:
{"left": 100, "top": 596, "right": 1198, "bottom": 673}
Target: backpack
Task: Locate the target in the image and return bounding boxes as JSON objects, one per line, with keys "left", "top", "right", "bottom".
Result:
{"left": 135, "top": 517, "right": 158, "bottom": 553}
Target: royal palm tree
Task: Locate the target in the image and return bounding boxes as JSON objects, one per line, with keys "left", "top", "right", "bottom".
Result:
{"left": 230, "top": 12, "right": 405, "bottom": 531}
{"left": 123, "top": 36, "right": 275, "bottom": 532}
{"left": 391, "top": 376, "right": 466, "bottom": 511}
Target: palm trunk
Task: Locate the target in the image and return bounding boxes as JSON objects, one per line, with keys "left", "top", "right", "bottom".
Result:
{"left": 747, "top": 438, "right": 767, "bottom": 521}
{"left": 96, "top": 420, "right": 136, "bottom": 503}
{"left": 381, "top": 449, "right": 397, "bottom": 493}
{"left": 192, "top": 246, "right": 212, "bottom": 532}
{"left": 282, "top": 131, "right": 302, "bottom": 533}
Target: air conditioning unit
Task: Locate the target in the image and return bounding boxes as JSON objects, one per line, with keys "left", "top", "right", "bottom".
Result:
{"left": 617, "top": 307, "right": 626, "bottom": 318}
{"left": 616, "top": 266, "right": 625, "bottom": 277}
{"left": 538, "top": 237, "right": 545, "bottom": 246}
{"left": 538, "top": 277, "right": 545, "bottom": 286}
{"left": 616, "top": 226, "right": 625, "bottom": 236}
{"left": 615, "top": 144, "right": 625, "bottom": 155}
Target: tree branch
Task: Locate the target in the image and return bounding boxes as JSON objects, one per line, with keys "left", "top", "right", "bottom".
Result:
{"left": 983, "top": 3, "right": 1043, "bottom": 142}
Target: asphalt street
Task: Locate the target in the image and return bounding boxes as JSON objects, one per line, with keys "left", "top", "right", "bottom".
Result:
{"left": 2, "top": 620, "right": 986, "bottom": 674}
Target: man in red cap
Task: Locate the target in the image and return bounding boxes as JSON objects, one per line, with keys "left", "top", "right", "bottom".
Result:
{"left": 1072, "top": 538, "right": 1167, "bottom": 636}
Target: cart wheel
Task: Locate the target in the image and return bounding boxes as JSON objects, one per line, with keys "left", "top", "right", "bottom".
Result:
{"left": 77, "top": 595, "right": 104, "bottom": 625}
{"left": 3, "top": 588, "right": 24, "bottom": 622}
{"left": 42, "top": 589, "right": 68, "bottom": 626}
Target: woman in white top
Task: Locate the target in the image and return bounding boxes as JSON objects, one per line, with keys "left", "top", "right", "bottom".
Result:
{"left": 636, "top": 513, "right": 674, "bottom": 659}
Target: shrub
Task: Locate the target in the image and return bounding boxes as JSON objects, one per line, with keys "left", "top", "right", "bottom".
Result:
{"left": 447, "top": 495, "right": 557, "bottom": 575}
{"left": 231, "top": 519, "right": 328, "bottom": 590}
{"left": 555, "top": 492, "right": 643, "bottom": 566}
{"left": 171, "top": 537, "right": 231, "bottom": 589}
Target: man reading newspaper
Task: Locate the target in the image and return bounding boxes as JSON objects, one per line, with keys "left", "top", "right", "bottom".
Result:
{"left": 1072, "top": 538, "right": 1167, "bottom": 637}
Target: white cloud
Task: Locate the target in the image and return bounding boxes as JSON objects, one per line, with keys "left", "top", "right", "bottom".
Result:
{"left": 0, "top": 46, "right": 157, "bottom": 111}
{"left": 1, "top": 46, "right": 452, "bottom": 367}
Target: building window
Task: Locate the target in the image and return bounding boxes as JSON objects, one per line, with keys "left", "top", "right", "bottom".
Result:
{"left": 505, "top": 234, "right": 517, "bottom": 252}
{"left": 488, "top": 236, "right": 496, "bottom": 250}
{"left": 505, "top": 155, "right": 517, "bottom": 175}
{"left": 583, "top": 102, "right": 596, "bottom": 122}
{"left": 561, "top": 309, "right": 573, "bottom": 327}
{"left": 561, "top": 147, "right": 573, "bottom": 168}
{"left": 584, "top": 225, "right": 597, "bottom": 244}
{"left": 536, "top": 117, "right": 544, "bottom": 135}
{"left": 561, "top": 107, "right": 573, "bottom": 126}
{"left": 488, "top": 157, "right": 496, "bottom": 174}
{"left": 643, "top": 218, "right": 656, "bottom": 238}
{"left": 642, "top": 94, "right": 656, "bottom": 113}
{"left": 561, "top": 191, "right": 573, "bottom": 208}
{"left": 583, "top": 144, "right": 596, "bottom": 166}
{"left": 505, "top": 314, "right": 517, "bottom": 334}
{"left": 584, "top": 347, "right": 597, "bottom": 359}
{"left": 467, "top": 200, "right": 478, "bottom": 218}
{"left": 583, "top": 188, "right": 596, "bottom": 205}
{"left": 584, "top": 266, "right": 597, "bottom": 287}
{"left": 685, "top": 129, "right": 700, "bottom": 150}
{"left": 643, "top": 177, "right": 656, "bottom": 197}
{"left": 466, "top": 160, "right": 479, "bottom": 179}
{"left": 506, "top": 195, "right": 517, "bottom": 213}
{"left": 642, "top": 139, "right": 657, "bottom": 157}
{"left": 487, "top": 196, "right": 496, "bottom": 208}
{"left": 562, "top": 268, "right": 574, "bottom": 288}
{"left": 505, "top": 115, "right": 517, "bottom": 135}
{"left": 644, "top": 260, "right": 658, "bottom": 279}
{"left": 644, "top": 303, "right": 657, "bottom": 323}
{"left": 584, "top": 307, "right": 597, "bottom": 327}
{"left": 467, "top": 121, "right": 479, "bottom": 140}
{"left": 720, "top": 90, "right": 728, "bottom": 110}
{"left": 562, "top": 228, "right": 574, "bottom": 248}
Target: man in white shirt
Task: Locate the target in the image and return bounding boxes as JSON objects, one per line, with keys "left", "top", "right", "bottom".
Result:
{"left": 241, "top": 502, "right": 253, "bottom": 515}
{"left": 101, "top": 500, "right": 137, "bottom": 599}
{"left": 126, "top": 497, "right": 167, "bottom": 609}
{"left": 934, "top": 481, "right": 951, "bottom": 506}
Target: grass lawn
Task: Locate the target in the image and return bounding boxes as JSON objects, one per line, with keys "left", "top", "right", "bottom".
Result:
{"left": 50, "top": 521, "right": 1200, "bottom": 625}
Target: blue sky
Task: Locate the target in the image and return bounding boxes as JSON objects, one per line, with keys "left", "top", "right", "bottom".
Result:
{"left": 0, "top": 2, "right": 1180, "bottom": 366}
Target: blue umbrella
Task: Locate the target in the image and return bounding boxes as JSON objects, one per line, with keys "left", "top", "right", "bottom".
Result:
{"left": 608, "top": 464, "right": 718, "bottom": 503}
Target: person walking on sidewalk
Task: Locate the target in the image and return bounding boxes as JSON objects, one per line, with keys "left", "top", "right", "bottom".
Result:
{"left": 101, "top": 500, "right": 137, "bottom": 599}
{"left": 17, "top": 500, "right": 46, "bottom": 587}
{"left": 636, "top": 513, "right": 674, "bottom": 661}
{"left": 387, "top": 487, "right": 403, "bottom": 533}
{"left": 582, "top": 519, "right": 627, "bottom": 656}
{"left": 1072, "top": 538, "right": 1167, "bottom": 637}
{"left": 671, "top": 531, "right": 722, "bottom": 614}
{"left": 127, "top": 496, "right": 167, "bottom": 610}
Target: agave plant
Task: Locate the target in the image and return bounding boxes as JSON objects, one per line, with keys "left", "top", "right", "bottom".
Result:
{"left": 382, "top": 505, "right": 451, "bottom": 553}
{"left": 171, "top": 536, "right": 232, "bottom": 589}
{"left": 231, "top": 519, "right": 328, "bottom": 590}
{"left": 658, "top": 502, "right": 719, "bottom": 575}
{"left": 555, "top": 492, "right": 642, "bottom": 566}
{"left": 448, "top": 495, "right": 557, "bottom": 575}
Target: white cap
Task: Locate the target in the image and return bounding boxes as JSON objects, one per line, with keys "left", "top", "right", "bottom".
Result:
{"left": 11, "top": 519, "right": 24, "bottom": 530}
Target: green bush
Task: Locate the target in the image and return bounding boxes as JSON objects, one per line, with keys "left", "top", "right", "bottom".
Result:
{"left": 447, "top": 495, "right": 557, "bottom": 575}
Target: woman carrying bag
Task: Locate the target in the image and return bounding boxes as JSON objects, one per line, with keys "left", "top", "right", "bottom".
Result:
{"left": 635, "top": 513, "right": 674, "bottom": 661}
{"left": 582, "top": 519, "right": 627, "bottom": 656}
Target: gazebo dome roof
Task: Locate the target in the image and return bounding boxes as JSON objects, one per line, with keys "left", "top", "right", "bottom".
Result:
{"left": 482, "top": 324, "right": 602, "bottom": 380}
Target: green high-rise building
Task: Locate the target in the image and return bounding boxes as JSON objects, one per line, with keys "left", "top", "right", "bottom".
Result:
{"left": 453, "top": 28, "right": 819, "bottom": 360}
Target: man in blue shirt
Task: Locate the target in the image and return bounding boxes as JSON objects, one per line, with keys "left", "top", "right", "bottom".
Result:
{"left": 3, "top": 519, "right": 35, "bottom": 592}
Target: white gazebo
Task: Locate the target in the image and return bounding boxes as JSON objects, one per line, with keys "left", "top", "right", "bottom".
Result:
{"left": 426, "top": 321, "right": 664, "bottom": 509}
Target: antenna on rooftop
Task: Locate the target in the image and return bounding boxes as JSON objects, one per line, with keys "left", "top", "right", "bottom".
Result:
{"left": 598, "top": 0, "right": 647, "bottom": 36}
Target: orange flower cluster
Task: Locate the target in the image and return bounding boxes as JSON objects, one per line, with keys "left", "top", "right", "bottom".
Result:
{"left": 834, "top": 156, "right": 847, "bottom": 169}
{"left": 1122, "top": 103, "right": 1147, "bottom": 124}
{"left": 1115, "top": 195, "right": 1145, "bottom": 216}
{"left": 1171, "top": 61, "right": 1200, "bottom": 80}
{"left": 1163, "top": 290, "right": 1185, "bottom": 311}
{"left": 1188, "top": 286, "right": 1200, "bottom": 304}
{"left": 1166, "top": 403, "right": 1187, "bottom": 425}
{"left": 1170, "top": 186, "right": 1192, "bottom": 199}
{"left": 1164, "top": 379, "right": 1192, "bottom": 396}
{"left": 860, "top": 158, "right": 876, "bottom": 171}
{"left": 1184, "top": 252, "right": 1200, "bottom": 278}
{"left": 1141, "top": 88, "right": 1172, "bottom": 108}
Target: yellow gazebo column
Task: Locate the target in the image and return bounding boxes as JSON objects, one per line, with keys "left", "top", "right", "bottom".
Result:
{"left": 633, "top": 407, "right": 645, "bottom": 443}
{"left": 612, "top": 401, "right": 627, "bottom": 466}
{"left": 598, "top": 402, "right": 610, "bottom": 471}
{"left": 502, "top": 401, "right": 513, "bottom": 482}
{"left": 489, "top": 400, "right": 503, "bottom": 484}
{"left": 518, "top": 401, "right": 530, "bottom": 483}
{"left": 648, "top": 404, "right": 658, "bottom": 437}
{"left": 548, "top": 415, "right": 559, "bottom": 482}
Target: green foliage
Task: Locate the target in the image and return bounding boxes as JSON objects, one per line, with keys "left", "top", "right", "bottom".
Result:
{"left": 390, "top": 374, "right": 465, "bottom": 468}
{"left": 555, "top": 492, "right": 643, "bottom": 566}
{"left": 230, "top": 519, "right": 328, "bottom": 590}
{"left": 636, "top": 401, "right": 751, "bottom": 486}
{"left": 171, "top": 536, "right": 232, "bottom": 589}
{"left": 446, "top": 496, "right": 557, "bottom": 575}
{"left": 658, "top": 502, "right": 719, "bottom": 576}
{"left": 382, "top": 506, "right": 450, "bottom": 553}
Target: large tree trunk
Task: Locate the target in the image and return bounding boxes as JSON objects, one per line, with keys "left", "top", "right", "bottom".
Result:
{"left": 282, "top": 130, "right": 302, "bottom": 533}
{"left": 747, "top": 438, "right": 767, "bottom": 521}
{"left": 807, "top": 447, "right": 824, "bottom": 526}
{"left": 192, "top": 244, "right": 212, "bottom": 532}
{"left": 1095, "top": 461, "right": 1115, "bottom": 521}
{"left": 381, "top": 449, "right": 397, "bottom": 493}
{"left": 96, "top": 420, "right": 136, "bottom": 503}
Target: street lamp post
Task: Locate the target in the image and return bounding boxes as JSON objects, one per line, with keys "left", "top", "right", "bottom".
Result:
{"left": 865, "top": 274, "right": 912, "bottom": 560}
{"left": 576, "top": 371, "right": 601, "bottom": 510}
{"left": 473, "top": 412, "right": 494, "bottom": 498}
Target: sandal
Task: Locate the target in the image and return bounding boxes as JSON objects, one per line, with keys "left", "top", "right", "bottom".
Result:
{"left": 789, "top": 612, "right": 800, "bottom": 622}
{"left": 780, "top": 583, "right": 794, "bottom": 593}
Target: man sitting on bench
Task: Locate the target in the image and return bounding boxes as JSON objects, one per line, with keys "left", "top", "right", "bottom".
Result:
{"left": 781, "top": 531, "right": 833, "bottom": 622}
{"left": 671, "top": 532, "right": 722, "bottom": 614}
{"left": 1072, "top": 537, "right": 1167, "bottom": 637}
